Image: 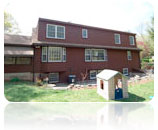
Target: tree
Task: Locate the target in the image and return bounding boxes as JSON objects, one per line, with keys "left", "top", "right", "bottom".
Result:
{"left": 4, "top": 11, "right": 20, "bottom": 34}
{"left": 147, "top": 17, "right": 154, "bottom": 41}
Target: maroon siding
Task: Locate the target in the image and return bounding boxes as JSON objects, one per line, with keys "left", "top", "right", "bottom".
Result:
{"left": 38, "top": 19, "right": 137, "bottom": 48}
{"left": 34, "top": 47, "right": 140, "bottom": 82}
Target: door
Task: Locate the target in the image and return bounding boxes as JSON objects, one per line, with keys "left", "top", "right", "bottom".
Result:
{"left": 115, "top": 88, "right": 123, "bottom": 99}
{"left": 114, "top": 74, "right": 123, "bottom": 99}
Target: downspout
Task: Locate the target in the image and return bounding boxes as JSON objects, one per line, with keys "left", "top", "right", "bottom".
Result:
{"left": 32, "top": 45, "right": 35, "bottom": 82}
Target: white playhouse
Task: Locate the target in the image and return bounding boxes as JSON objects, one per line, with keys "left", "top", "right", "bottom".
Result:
{"left": 96, "top": 69, "right": 129, "bottom": 100}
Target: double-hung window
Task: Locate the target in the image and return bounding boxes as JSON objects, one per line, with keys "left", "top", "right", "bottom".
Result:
{"left": 114, "top": 34, "right": 121, "bottom": 44}
{"left": 42, "top": 47, "right": 66, "bottom": 62}
{"left": 129, "top": 36, "right": 135, "bottom": 45}
{"left": 127, "top": 51, "right": 132, "bottom": 60}
{"left": 82, "top": 29, "right": 88, "bottom": 38}
{"left": 85, "top": 49, "right": 91, "bottom": 61}
{"left": 42, "top": 47, "right": 47, "bottom": 62}
{"left": 85, "top": 49, "right": 107, "bottom": 62}
{"left": 46, "top": 24, "right": 65, "bottom": 39}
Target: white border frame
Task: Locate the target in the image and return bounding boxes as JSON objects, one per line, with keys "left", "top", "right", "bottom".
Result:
{"left": 46, "top": 24, "right": 65, "bottom": 39}
{"left": 114, "top": 33, "right": 121, "bottom": 44}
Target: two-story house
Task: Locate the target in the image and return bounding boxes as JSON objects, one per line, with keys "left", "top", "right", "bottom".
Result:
{"left": 4, "top": 18, "right": 141, "bottom": 83}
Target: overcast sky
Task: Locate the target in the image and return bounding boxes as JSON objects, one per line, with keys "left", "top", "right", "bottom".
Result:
{"left": 4, "top": 0, "right": 153, "bottom": 36}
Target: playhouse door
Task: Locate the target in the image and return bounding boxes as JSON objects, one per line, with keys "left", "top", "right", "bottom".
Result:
{"left": 115, "top": 88, "right": 123, "bottom": 99}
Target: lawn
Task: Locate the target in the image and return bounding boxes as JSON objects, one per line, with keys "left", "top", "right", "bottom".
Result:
{"left": 4, "top": 80, "right": 154, "bottom": 102}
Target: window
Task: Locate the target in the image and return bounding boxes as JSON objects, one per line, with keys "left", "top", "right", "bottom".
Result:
{"left": 90, "top": 70, "right": 103, "bottom": 79}
{"left": 129, "top": 36, "right": 135, "bottom": 45}
{"left": 63, "top": 47, "right": 66, "bottom": 62}
{"left": 16, "top": 58, "right": 31, "bottom": 64}
{"left": 4, "top": 57, "right": 15, "bottom": 64}
{"left": 4, "top": 57, "right": 31, "bottom": 64}
{"left": 42, "top": 47, "right": 66, "bottom": 62}
{"left": 123, "top": 68, "right": 128, "bottom": 76}
{"left": 114, "top": 34, "right": 121, "bottom": 44}
{"left": 127, "top": 51, "right": 132, "bottom": 60}
{"left": 46, "top": 24, "right": 65, "bottom": 39}
{"left": 49, "top": 73, "right": 59, "bottom": 83}
{"left": 82, "top": 29, "right": 88, "bottom": 38}
{"left": 85, "top": 49, "right": 107, "bottom": 62}
{"left": 42, "top": 47, "right": 47, "bottom": 62}
{"left": 90, "top": 70, "right": 97, "bottom": 79}
{"left": 85, "top": 49, "right": 91, "bottom": 61}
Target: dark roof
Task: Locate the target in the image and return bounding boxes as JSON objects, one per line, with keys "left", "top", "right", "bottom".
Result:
{"left": 4, "top": 34, "right": 32, "bottom": 46}
{"left": 39, "top": 18, "right": 136, "bottom": 35}
{"left": 33, "top": 41, "right": 142, "bottom": 51}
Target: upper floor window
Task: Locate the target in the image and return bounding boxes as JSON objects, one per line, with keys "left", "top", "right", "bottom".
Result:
{"left": 129, "top": 36, "right": 135, "bottom": 45}
{"left": 82, "top": 29, "right": 88, "bottom": 38}
{"left": 127, "top": 51, "right": 132, "bottom": 60}
{"left": 46, "top": 24, "right": 65, "bottom": 39}
{"left": 114, "top": 34, "right": 121, "bottom": 44}
{"left": 42, "top": 47, "right": 66, "bottom": 62}
{"left": 85, "top": 49, "right": 107, "bottom": 62}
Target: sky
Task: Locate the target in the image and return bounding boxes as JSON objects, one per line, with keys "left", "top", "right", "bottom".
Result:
{"left": 4, "top": 0, "right": 154, "bottom": 36}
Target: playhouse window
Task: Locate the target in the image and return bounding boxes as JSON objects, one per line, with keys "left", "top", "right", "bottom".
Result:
{"left": 100, "top": 80, "right": 104, "bottom": 90}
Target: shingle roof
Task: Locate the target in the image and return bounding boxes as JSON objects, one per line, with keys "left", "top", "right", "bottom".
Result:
{"left": 33, "top": 41, "right": 142, "bottom": 51}
{"left": 4, "top": 34, "right": 32, "bottom": 46}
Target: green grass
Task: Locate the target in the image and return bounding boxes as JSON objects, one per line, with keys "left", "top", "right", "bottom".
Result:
{"left": 4, "top": 80, "right": 154, "bottom": 102}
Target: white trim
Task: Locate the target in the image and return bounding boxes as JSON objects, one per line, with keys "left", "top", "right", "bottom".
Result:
{"left": 123, "top": 68, "right": 128, "bottom": 76}
{"left": 82, "top": 29, "right": 88, "bottom": 38}
{"left": 46, "top": 24, "right": 65, "bottom": 39}
{"left": 42, "top": 47, "right": 47, "bottom": 62}
{"left": 129, "top": 36, "right": 135, "bottom": 45}
{"left": 90, "top": 70, "right": 97, "bottom": 80}
{"left": 85, "top": 49, "right": 107, "bottom": 62}
{"left": 114, "top": 33, "right": 121, "bottom": 44}
{"left": 47, "top": 47, "right": 66, "bottom": 62}
{"left": 85, "top": 49, "right": 91, "bottom": 62}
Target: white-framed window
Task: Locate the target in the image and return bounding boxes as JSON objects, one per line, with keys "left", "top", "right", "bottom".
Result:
{"left": 82, "top": 29, "right": 88, "bottom": 38}
{"left": 85, "top": 49, "right": 107, "bottom": 62}
{"left": 62, "top": 47, "right": 66, "bottom": 62}
{"left": 127, "top": 51, "right": 132, "bottom": 60}
{"left": 42, "top": 47, "right": 47, "bottom": 62}
{"left": 85, "top": 49, "right": 91, "bottom": 61}
{"left": 90, "top": 70, "right": 97, "bottom": 79}
{"left": 129, "top": 36, "right": 135, "bottom": 45}
{"left": 123, "top": 68, "right": 128, "bottom": 76}
{"left": 49, "top": 73, "right": 59, "bottom": 83}
{"left": 114, "top": 34, "right": 121, "bottom": 44}
{"left": 90, "top": 70, "right": 103, "bottom": 79}
{"left": 46, "top": 24, "right": 65, "bottom": 39}
{"left": 42, "top": 47, "right": 66, "bottom": 62}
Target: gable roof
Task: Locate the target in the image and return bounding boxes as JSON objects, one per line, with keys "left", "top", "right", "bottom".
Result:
{"left": 96, "top": 69, "right": 126, "bottom": 80}
{"left": 4, "top": 34, "right": 32, "bottom": 46}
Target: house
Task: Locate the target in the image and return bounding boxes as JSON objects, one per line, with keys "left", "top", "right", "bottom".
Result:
{"left": 4, "top": 18, "right": 141, "bottom": 83}
{"left": 96, "top": 69, "right": 128, "bottom": 100}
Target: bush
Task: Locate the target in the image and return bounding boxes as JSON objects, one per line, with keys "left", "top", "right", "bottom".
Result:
{"left": 10, "top": 77, "right": 20, "bottom": 82}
